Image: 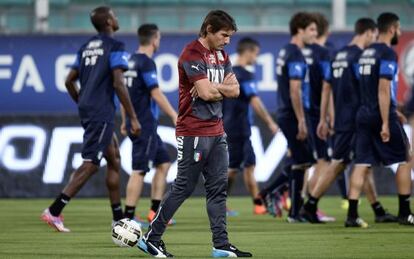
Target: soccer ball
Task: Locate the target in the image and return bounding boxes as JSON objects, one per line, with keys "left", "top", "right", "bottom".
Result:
{"left": 111, "top": 218, "right": 143, "bottom": 247}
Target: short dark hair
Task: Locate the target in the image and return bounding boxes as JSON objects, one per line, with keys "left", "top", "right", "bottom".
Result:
{"left": 312, "top": 13, "right": 329, "bottom": 38}
{"left": 354, "top": 18, "right": 377, "bottom": 35}
{"left": 138, "top": 24, "right": 159, "bottom": 45}
{"left": 289, "top": 12, "right": 317, "bottom": 36}
{"left": 377, "top": 12, "right": 399, "bottom": 33}
{"left": 237, "top": 37, "right": 259, "bottom": 54}
{"left": 199, "top": 10, "right": 237, "bottom": 37}
{"left": 90, "top": 6, "right": 111, "bottom": 32}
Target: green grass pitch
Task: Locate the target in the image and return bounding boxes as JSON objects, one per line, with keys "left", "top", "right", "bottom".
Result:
{"left": 1, "top": 197, "right": 413, "bottom": 258}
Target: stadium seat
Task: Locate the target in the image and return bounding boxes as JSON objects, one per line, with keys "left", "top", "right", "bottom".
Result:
{"left": 109, "top": 0, "right": 144, "bottom": 5}
{"left": 180, "top": 0, "right": 219, "bottom": 4}
{"left": 48, "top": 12, "right": 67, "bottom": 31}
{"left": 145, "top": 11, "right": 180, "bottom": 30}
{"left": 49, "top": 0, "right": 70, "bottom": 6}
{"left": 219, "top": 0, "right": 256, "bottom": 4}
{"left": 258, "top": 0, "right": 294, "bottom": 4}
{"left": 0, "top": 0, "right": 32, "bottom": 5}
{"left": 296, "top": 0, "right": 330, "bottom": 5}
{"left": 4, "top": 11, "right": 31, "bottom": 31}
{"left": 347, "top": 0, "right": 371, "bottom": 4}
{"left": 142, "top": 0, "right": 179, "bottom": 4}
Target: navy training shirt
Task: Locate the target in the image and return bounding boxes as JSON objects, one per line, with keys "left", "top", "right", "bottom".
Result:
{"left": 72, "top": 33, "right": 129, "bottom": 123}
{"left": 358, "top": 42, "right": 399, "bottom": 119}
{"left": 124, "top": 53, "right": 160, "bottom": 134}
{"left": 276, "top": 43, "right": 309, "bottom": 117}
{"left": 330, "top": 45, "right": 362, "bottom": 131}
{"left": 302, "top": 43, "right": 331, "bottom": 117}
{"left": 223, "top": 65, "right": 258, "bottom": 138}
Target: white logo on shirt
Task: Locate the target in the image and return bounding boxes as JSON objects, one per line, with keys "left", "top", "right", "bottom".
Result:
{"left": 191, "top": 64, "right": 201, "bottom": 71}
{"left": 388, "top": 64, "right": 394, "bottom": 71}
{"left": 295, "top": 65, "right": 301, "bottom": 71}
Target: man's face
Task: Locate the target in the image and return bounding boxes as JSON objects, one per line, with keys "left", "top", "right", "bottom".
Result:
{"left": 391, "top": 21, "right": 401, "bottom": 46}
{"left": 108, "top": 10, "right": 119, "bottom": 31}
{"left": 207, "top": 28, "right": 234, "bottom": 50}
{"left": 153, "top": 31, "right": 161, "bottom": 52}
{"left": 246, "top": 46, "right": 260, "bottom": 65}
{"left": 365, "top": 28, "right": 377, "bottom": 47}
{"left": 301, "top": 22, "right": 318, "bottom": 45}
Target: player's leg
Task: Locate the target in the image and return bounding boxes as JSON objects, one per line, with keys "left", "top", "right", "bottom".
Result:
{"left": 301, "top": 159, "right": 345, "bottom": 223}
{"left": 148, "top": 135, "right": 175, "bottom": 225}
{"left": 124, "top": 133, "right": 154, "bottom": 222}
{"left": 104, "top": 134, "right": 124, "bottom": 223}
{"left": 395, "top": 163, "right": 414, "bottom": 224}
{"left": 362, "top": 168, "right": 397, "bottom": 223}
{"left": 345, "top": 164, "right": 370, "bottom": 228}
{"left": 241, "top": 138, "right": 265, "bottom": 214}
{"left": 203, "top": 135, "right": 252, "bottom": 257}
{"left": 376, "top": 119, "right": 413, "bottom": 225}
{"left": 42, "top": 121, "right": 113, "bottom": 232}
{"left": 139, "top": 136, "right": 206, "bottom": 257}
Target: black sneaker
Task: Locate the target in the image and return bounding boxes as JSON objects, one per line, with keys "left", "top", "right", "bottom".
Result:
{"left": 398, "top": 214, "right": 414, "bottom": 226}
{"left": 137, "top": 238, "right": 173, "bottom": 258}
{"left": 344, "top": 217, "right": 369, "bottom": 228}
{"left": 299, "top": 207, "right": 324, "bottom": 224}
{"left": 375, "top": 212, "right": 398, "bottom": 223}
{"left": 212, "top": 244, "right": 252, "bottom": 257}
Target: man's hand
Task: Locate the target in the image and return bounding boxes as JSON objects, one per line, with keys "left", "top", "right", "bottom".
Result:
{"left": 120, "top": 122, "right": 127, "bottom": 137}
{"left": 223, "top": 73, "right": 237, "bottom": 85}
{"left": 130, "top": 117, "right": 141, "bottom": 137}
{"left": 268, "top": 122, "right": 279, "bottom": 135}
{"left": 317, "top": 120, "right": 329, "bottom": 140}
{"left": 380, "top": 123, "right": 390, "bottom": 142}
{"left": 190, "top": 86, "right": 199, "bottom": 99}
{"left": 397, "top": 111, "right": 407, "bottom": 124}
{"left": 297, "top": 120, "right": 308, "bottom": 140}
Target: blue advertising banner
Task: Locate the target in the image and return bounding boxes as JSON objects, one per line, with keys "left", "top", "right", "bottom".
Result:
{"left": 0, "top": 32, "right": 353, "bottom": 114}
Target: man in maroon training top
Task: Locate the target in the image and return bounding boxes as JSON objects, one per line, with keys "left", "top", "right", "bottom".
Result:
{"left": 137, "top": 10, "right": 252, "bottom": 258}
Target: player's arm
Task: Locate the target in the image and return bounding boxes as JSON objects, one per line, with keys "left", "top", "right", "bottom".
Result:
{"left": 214, "top": 73, "right": 240, "bottom": 98}
{"left": 120, "top": 105, "right": 127, "bottom": 136}
{"left": 65, "top": 69, "right": 80, "bottom": 103}
{"left": 151, "top": 88, "right": 178, "bottom": 126}
{"left": 378, "top": 78, "right": 391, "bottom": 142}
{"left": 112, "top": 68, "right": 141, "bottom": 136}
{"left": 250, "top": 96, "right": 278, "bottom": 134}
{"left": 317, "top": 81, "right": 332, "bottom": 140}
{"left": 192, "top": 79, "right": 224, "bottom": 101}
{"left": 290, "top": 79, "right": 307, "bottom": 140}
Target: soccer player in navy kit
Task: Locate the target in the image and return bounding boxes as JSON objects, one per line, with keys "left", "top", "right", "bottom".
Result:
{"left": 301, "top": 18, "right": 397, "bottom": 224}
{"left": 301, "top": 13, "right": 331, "bottom": 200}
{"left": 121, "top": 24, "right": 178, "bottom": 225}
{"left": 223, "top": 37, "right": 278, "bottom": 216}
{"left": 137, "top": 10, "right": 252, "bottom": 258}
{"left": 345, "top": 13, "right": 414, "bottom": 227}
{"left": 275, "top": 12, "right": 317, "bottom": 222}
{"left": 41, "top": 6, "right": 140, "bottom": 232}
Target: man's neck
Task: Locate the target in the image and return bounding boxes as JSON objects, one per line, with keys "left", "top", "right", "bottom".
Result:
{"left": 315, "top": 35, "right": 327, "bottom": 46}
{"left": 99, "top": 28, "right": 113, "bottom": 37}
{"left": 290, "top": 35, "right": 304, "bottom": 48}
{"left": 236, "top": 55, "right": 248, "bottom": 67}
{"left": 350, "top": 36, "right": 365, "bottom": 49}
{"left": 198, "top": 37, "right": 212, "bottom": 51}
{"left": 378, "top": 34, "right": 391, "bottom": 46}
{"left": 138, "top": 45, "right": 154, "bottom": 58}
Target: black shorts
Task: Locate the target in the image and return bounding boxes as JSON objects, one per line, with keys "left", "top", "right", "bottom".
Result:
{"left": 277, "top": 115, "right": 314, "bottom": 167}
{"left": 227, "top": 136, "right": 256, "bottom": 170}
{"left": 307, "top": 115, "right": 329, "bottom": 160}
{"left": 354, "top": 115, "right": 409, "bottom": 166}
{"left": 331, "top": 131, "right": 355, "bottom": 164}
{"left": 129, "top": 131, "right": 170, "bottom": 173}
{"left": 81, "top": 120, "right": 114, "bottom": 165}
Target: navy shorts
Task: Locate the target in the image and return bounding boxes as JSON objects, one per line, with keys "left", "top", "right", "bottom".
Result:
{"left": 354, "top": 115, "right": 409, "bottom": 166}
{"left": 129, "top": 131, "right": 170, "bottom": 173}
{"left": 331, "top": 131, "right": 355, "bottom": 164}
{"left": 81, "top": 120, "right": 114, "bottom": 165}
{"left": 307, "top": 115, "right": 329, "bottom": 160}
{"left": 227, "top": 136, "right": 256, "bottom": 170}
{"left": 277, "top": 115, "right": 314, "bottom": 166}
